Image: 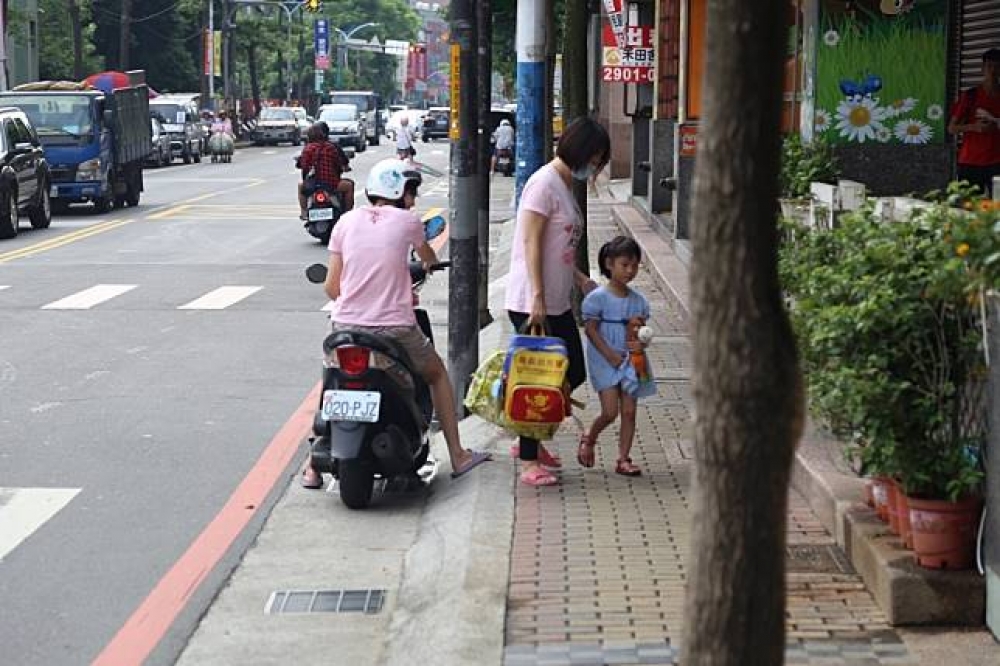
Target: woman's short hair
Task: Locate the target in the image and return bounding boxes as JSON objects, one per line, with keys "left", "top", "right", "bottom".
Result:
{"left": 556, "top": 116, "right": 611, "bottom": 172}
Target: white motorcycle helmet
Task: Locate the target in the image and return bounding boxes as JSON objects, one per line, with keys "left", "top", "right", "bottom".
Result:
{"left": 365, "top": 158, "right": 423, "bottom": 202}
{"left": 500, "top": 119, "right": 510, "bottom": 126}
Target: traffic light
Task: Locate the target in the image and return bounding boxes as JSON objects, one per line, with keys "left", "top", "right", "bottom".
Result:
{"left": 306, "top": 0, "right": 320, "bottom": 12}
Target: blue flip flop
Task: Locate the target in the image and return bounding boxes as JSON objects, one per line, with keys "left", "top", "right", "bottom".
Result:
{"left": 451, "top": 450, "right": 492, "bottom": 479}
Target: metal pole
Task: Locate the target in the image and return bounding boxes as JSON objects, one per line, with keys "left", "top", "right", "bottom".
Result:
{"left": 208, "top": 0, "right": 215, "bottom": 104}
{"left": 515, "top": 0, "right": 546, "bottom": 202}
{"left": 448, "top": 0, "right": 479, "bottom": 412}
{"left": 0, "top": 1, "right": 8, "bottom": 91}
{"left": 476, "top": 0, "right": 493, "bottom": 328}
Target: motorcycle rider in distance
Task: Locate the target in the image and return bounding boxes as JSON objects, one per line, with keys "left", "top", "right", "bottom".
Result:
{"left": 297, "top": 122, "right": 354, "bottom": 220}
{"left": 301, "top": 158, "right": 491, "bottom": 488}
{"left": 491, "top": 118, "right": 515, "bottom": 175}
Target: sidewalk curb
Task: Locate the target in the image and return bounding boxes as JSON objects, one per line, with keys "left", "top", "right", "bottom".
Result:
{"left": 384, "top": 319, "right": 517, "bottom": 666}
{"left": 610, "top": 196, "right": 986, "bottom": 627}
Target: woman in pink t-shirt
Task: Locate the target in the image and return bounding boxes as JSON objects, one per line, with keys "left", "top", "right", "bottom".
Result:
{"left": 504, "top": 117, "right": 611, "bottom": 486}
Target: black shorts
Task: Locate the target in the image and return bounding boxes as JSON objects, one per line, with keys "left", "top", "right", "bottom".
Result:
{"left": 507, "top": 309, "right": 586, "bottom": 391}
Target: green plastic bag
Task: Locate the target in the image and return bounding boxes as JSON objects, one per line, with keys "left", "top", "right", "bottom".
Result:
{"left": 464, "top": 349, "right": 561, "bottom": 441}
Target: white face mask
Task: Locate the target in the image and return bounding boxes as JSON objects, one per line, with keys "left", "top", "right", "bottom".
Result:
{"left": 572, "top": 164, "right": 595, "bottom": 181}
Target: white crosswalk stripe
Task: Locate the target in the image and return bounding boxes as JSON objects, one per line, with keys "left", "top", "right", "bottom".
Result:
{"left": 41, "top": 284, "right": 137, "bottom": 310}
{"left": 0, "top": 487, "right": 81, "bottom": 562}
{"left": 177, "top": 286, "right": 263, "bottom": 310}
{"left": 0, "top": 285, "right": 9, "bottom": 291}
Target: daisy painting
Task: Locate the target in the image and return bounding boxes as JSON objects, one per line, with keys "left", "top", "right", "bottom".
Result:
{"left": 835, "top": 98, "right": 887, "bottom": 143}
{"left": 894, "top": 119, "right": 933, "bottom": 144}
{"left": 814, "top": 109, "right": 832, "bottom": 134}
{"left": 886, "top": 98, "right": 917, "bottom": 117}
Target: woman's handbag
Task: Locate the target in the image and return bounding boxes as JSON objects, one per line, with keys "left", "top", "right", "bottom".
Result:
{"left": 501, "top": 325, "right": 570, "bottom": 439}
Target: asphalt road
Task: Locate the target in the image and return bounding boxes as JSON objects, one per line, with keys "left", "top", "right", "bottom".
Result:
{"left": 0, "top": 138, "right": 453, "bottom": 666}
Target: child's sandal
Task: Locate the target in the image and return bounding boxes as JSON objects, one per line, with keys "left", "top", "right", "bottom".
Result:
{"left": 577, "top": 434, "right": 596, "bottom": 468}
{"left": 615, "top": 458, "right": 642, "bottom": 477}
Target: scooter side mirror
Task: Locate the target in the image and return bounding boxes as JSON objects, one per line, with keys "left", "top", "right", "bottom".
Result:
{"left": 305, "top": 263, "right": 328, "bottom": 284}
{"left": 424, "top": 215, "right": 446, "bottom": 241}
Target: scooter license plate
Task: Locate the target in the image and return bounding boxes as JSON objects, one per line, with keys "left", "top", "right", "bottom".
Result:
{"left": 321, "top": 390, "right": 381, "bottom": 423}
{"left": 309, "top": 207, "right": 335, "bottom": 221}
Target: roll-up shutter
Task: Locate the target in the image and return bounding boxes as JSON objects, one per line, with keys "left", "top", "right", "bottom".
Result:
{"left": 960, "top": 0, "right": 1000, "bottom": 91}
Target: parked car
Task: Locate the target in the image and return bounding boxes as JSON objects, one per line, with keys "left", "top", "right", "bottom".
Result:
{"left": 251, "top": 107, "right": 303, "bottom": 146}
{"left": 317, "top": 103, "right": 366, "bottom": 152}
{"left": 145, "top": 117, "right": 171, "bottom": 168}
{"left": 421, "top": 106, "right": 450, "bottom": 141}
{"left": 149, "top": 96, "right": 203, "bottom": 164}
{"left": 0, "top": 106, "right": 52, "bottom": 239}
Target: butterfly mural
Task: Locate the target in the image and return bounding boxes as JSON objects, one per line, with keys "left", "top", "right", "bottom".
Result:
{"left": 880, "top": 0, "right": 915, "bottom": 15}
{"left": 839, "top": 74, "right": 883, "bottom": 101}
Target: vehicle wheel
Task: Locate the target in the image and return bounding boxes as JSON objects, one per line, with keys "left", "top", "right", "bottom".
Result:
{"left": 292, "top": 132, "right": 302, "bottom": 146}
{"left": 28, "top": 182, "right": 52, "bottom": 229}
{"left": 125, "top": 182, "right": 140, "bottom": 208}
{"left": 193, "top": 151, "right": 202, "bottom": 164}
{"left": 0, "top": 187, "right": 18, "bottom": 239}
{"left": 358, "top": 137, "right": 367, "bottom": 153}
{"left": 182, "top": 149, "right": 192, "bottom": 165}
{"left": 371, "top": 132, "right": 380, "bottom": 147}
{"left": 423, "top": 135, "right": 429, "bottom": 143}
{"left": 338, "top": 459, "right": 374, "bottom": 510}
{"left": 93, "top": 196, "right": 113, "bottom": 214}
{"left": 161, "top": 151, "right": 170, "bottom": 167}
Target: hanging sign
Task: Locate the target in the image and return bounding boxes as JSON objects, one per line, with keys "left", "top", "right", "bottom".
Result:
{"left": 601, "top": 22, "right": 655, "bottom": 84}
{"left": 449, "top": 43, "right": 460, "bottom": 140}
{"left": 602, "top": 0, "right": 626, "bottom": 49}
{"left": 314, "top": 19, "right": 330, "bottom": 70}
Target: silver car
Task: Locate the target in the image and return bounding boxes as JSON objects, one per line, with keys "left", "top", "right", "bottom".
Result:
{"left": 318, "top": 104, "right": 366, "bottom": 152}
{"left": 252, "top": 107, "right": 303, "bottom": 146}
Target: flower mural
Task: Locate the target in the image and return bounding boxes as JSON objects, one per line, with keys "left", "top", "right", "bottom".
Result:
{"left": 815, "top": 0, "right": 947, "bottom": 146}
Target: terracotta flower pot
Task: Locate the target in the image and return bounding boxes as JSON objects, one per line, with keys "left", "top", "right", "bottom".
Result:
{"left": 863, "top": 479, "right": 875, "bottom": 508}
{"left": 898, "top": 491, "right": 914, "bottom": 550}
{"left": 886, "top": 480, "right": 901, "bottom": 535}
{"left": 908, "top": 496, "right": 983, "bottom": 570}
{"left": 871, "top": 477, "right": 891, "bottom": 523}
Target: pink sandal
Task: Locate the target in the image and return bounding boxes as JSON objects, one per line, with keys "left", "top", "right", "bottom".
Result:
{"left": 615, "top": 458, "right": 642, "bottom": 477}
{"left": 520, "top": 466, "right": 558, "bottom": 486}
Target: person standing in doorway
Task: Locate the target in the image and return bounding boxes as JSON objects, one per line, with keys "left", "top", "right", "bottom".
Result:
{"left": 948, "top": 48, "right": 1000, "bottom": 198}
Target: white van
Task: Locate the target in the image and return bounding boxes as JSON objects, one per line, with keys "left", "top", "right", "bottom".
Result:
{"left": 323, "top": 91, "right": 382, "bottom": 146}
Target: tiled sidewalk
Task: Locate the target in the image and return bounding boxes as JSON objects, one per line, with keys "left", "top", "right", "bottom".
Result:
{"left": 501, "top": 204, "right": 914, "bottom": 665}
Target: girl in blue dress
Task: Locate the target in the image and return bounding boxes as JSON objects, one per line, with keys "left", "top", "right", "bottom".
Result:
{"left": 579, "top": 236, "right": 656, "bottom": 476}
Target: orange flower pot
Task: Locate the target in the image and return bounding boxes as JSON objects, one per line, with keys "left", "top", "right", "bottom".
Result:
{"left": 871, "top": 477, "right": 891, "bottom": 523}
{"left": 863, "top": 479, "right": 875, "bottom": 508}
{"left": 886, "top": 480, "right": 901, "bottom": 535}
{"left": 908, "top": 496, "right": 983, "bottom": 570}
{"left": 897, "top": 491, "right": 914, "bottom": 550}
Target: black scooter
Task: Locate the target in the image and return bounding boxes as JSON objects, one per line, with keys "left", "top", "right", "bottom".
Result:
{"left": 304, "top": 259, "right": 450, "bottom": 509}
{"left": 294, "top": 150, "right": 347, "bottom": 245}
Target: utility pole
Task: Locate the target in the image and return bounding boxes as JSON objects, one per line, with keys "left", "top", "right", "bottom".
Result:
{"left": 514, "top": 0, "right": 547, "bottom": 201}
{"left": 0, "top": 0, "right": 6, "bottom": 91}
{"left": 476, "top": 0, "right": 492, "bottom": 328}
{"left": 119, "top": 0, "right": 132, "bottom": 71}
{"left": 208, "top": 0, "right": 215, "bottom": 105}
{"left": 565, "top": 0, "right": 590, "bottom": 278}
{"left": 448, "top": 0, "right": 479, "bottom": 412}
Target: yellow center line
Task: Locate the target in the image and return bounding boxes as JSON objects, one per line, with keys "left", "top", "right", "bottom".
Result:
{"left": 0, "top": 219, "right": 134, "bottom": 264}
{"left": 181, "top": 178, "right": 266, "bottom": 204}
{"left": 148, "top": 204, "right": 192, "bottom": 220}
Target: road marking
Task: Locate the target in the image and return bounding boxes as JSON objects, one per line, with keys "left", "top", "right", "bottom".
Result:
{"left": 92, "top": 382, "right": 321, "bottom": 666}
{"left": 178, "top": 286, "right": 263, "bottom": 310}
{"left": 0, "top": 488, "right": 81, "bottom": 563}
{"left": 0, "top": 285, "right": 8, "bottom": 291}
{"left": 0, "top": 218, "right": 133, "bottom": 264}
{"left": 321, "top": 300, "right": 335, "bottom": 312}
{"left": 148, "top": 204, "right": 191, "bottom": 220}
{"left": 41, "top": 284, "right": 137, "bottom": 310}
{"left": 182, "top": 178, "right": 266, "bottom": 204}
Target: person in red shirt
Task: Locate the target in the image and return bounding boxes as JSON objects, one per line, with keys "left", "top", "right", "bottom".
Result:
{"left": 297, "top": 123, "right": 355, "bottom": 219}
{"left": 948, "top": 48, "right": 1000, "bottom": 198}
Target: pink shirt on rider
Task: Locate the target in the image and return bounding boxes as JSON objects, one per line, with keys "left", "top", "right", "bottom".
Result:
{"left": 505, "top": 163, "right": 583, "bottom": 315}
{"left": 329, "top": 205, "right": 426, "bottom": 327}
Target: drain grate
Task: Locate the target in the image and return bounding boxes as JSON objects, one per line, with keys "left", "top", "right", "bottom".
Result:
{"left": 786, "top": 544, "right": 855, "bottom": 574}
{"left": 265, "top": 588, "right": 386, "bottom": 615}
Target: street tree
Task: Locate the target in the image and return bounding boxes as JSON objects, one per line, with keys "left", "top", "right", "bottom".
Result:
{"left": 37, "top": 0, "right": 103, "bottom": 80}
{"left": 681, "top": 0, "right": 804, "bottom": 664}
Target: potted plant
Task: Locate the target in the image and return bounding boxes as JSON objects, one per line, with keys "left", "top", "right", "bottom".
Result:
{"left": 779, "top": 192, "right": 996, "bottom": 568}
{"left": 778, "top": 134, "right": 839, "bottom": 223}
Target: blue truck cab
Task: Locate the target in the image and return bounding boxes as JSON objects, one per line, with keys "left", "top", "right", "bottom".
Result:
{"left": 0, "top": 86, "right": 152, "bottom": 213}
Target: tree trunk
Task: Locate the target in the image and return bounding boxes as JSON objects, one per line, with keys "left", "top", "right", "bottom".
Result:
{"left": 247, "top": 44, "right": 262, "bottom": 120}
{"left": 119, "top": 0, "right": 131, "bottom": 70}
{"left": 70, "top": 0, "right": 84, "bottom": 79}
{"left": 682, "top": 0, "right": 804, "bottom": 664}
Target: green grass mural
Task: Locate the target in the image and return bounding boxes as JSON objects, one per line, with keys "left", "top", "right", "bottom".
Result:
{"left": 814, "top": 1, "right": 947, "bottom": 146}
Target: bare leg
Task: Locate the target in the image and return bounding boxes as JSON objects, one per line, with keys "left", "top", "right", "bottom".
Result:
{"left": 587, "top": 387, "right": 621, "bottom": 444}
{"left": 337, "top": 179, "right": 355, "bottom": 211}
{"left": 422, "top": 352, "right": 474, "bottom": 470}
{"left": 298, "top": 183, "right": 307, "bottom": 219}
{"left": 617, "top": 394, "right": 638, "bottom": 461}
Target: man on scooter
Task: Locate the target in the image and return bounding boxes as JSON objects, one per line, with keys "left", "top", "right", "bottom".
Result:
{"left": 297, "top": 123, "right": 354, "bottom": 220}
{"left": 301, "top": 158, "right": 491, "bottom": 488}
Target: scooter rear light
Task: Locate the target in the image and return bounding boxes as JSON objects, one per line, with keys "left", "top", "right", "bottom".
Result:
{"left": 335, "top": 346, "right": 370, "bottom": 375}
{"left": 314, "top": 191, "right": 329, "bottom": 204}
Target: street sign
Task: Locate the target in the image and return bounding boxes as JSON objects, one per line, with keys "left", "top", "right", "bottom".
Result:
{"left": 314, "top": 19, "right": 330, "bottom": 70}
{"left": 314, "top": 69, "right": 324, "bottom": 93}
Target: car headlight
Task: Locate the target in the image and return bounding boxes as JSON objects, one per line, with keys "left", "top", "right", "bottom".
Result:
{"left": 77, "top": 158, "right": 102, "bottom": 181}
